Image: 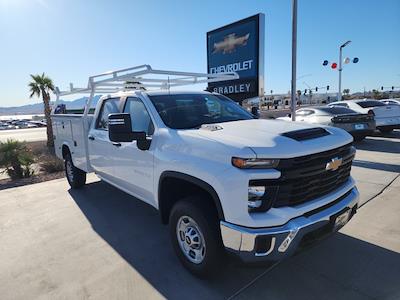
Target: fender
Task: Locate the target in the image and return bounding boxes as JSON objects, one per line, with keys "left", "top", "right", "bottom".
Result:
{"left": 158, "top": 171, "right": 225, "bottom": 221}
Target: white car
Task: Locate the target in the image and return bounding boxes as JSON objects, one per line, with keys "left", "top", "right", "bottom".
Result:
{"left": 278, "top": 106, "right": 376, "bottom": 141}
{"left": 52, "top": 66, "right": 359, "bottom": 276}
{"left": 330, "top": 99, "right": 400, "bottom": 133}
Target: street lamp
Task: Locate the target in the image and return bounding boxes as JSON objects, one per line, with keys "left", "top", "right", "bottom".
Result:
{"left": 290, "top": 0, "right": 298, "bottom": 121}
{"left": 338, "top": 40, "right": 351, "bottom": 101}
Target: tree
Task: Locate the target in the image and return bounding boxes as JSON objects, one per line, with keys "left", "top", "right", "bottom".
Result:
{"left": 343, "top": 88, "right": 350, "bottom": 96}
{"left": 0, "top": 139, "right": 34, "bottom": 180}
{"left": 29, "top": 73, "right": 55, "bottom": 147}
{"left": 372, "top": 89, "right": 381, "bottom": 99}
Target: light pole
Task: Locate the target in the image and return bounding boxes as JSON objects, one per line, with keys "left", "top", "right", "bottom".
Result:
{"left": 338, "top": 40, "right": 351, "bottom": 101}
{"left": 290, "top": 0, "right": 298, "bottom": 121}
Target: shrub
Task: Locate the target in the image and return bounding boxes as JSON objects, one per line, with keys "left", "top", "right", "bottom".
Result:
{"left": 39, "top": 155, "right": 64, "bottom": 173}
{"left": 0, "top": 139, "right": 34, "bottom": 180}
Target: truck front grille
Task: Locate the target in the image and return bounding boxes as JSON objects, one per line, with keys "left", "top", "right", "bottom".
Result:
{"left": 250, "top": 143, "right": 355, "bottom": 208}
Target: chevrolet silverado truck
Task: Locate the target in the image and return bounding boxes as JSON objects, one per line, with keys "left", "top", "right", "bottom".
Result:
{"left": 52, "top": 66, "right": 359, "bottom": 276}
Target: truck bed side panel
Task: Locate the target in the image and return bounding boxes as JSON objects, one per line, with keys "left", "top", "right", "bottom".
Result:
{"left": 52, "top": 115, "right": 93, "bottom": 172}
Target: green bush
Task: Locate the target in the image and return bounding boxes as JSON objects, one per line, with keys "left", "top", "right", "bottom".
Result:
{"left": 0, "top": 139, "right": 34, "bottom": 180}
{"left": 39, "top": 155, "right": 64, "bottom": 173}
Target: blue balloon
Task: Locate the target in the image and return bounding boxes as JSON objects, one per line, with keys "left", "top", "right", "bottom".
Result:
{"left": 353, "top": 57, "right": 359, "bottom": 63}
{"left": 322, "top": 60, "right": 329, "bottom": 66}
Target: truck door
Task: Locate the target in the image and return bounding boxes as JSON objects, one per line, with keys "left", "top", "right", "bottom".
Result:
{"left": 112, "top": 96, "right": 155, "bottom": 206}
{"left": 88, "top": 97, "right": 121, "bottom": 181}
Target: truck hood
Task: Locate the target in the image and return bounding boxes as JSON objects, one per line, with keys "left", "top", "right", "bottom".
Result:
{"left": 191, "top": 119, "right": 353, "bottom": 158}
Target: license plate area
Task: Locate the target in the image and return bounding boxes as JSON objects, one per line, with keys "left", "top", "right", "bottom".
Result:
{"left": 354, "top": 124, "right": 365, "bottom": 130}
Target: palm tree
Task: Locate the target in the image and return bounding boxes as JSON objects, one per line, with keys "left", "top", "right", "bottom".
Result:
{"left": 29, "top": 73, "right": 55, "bottom": 147}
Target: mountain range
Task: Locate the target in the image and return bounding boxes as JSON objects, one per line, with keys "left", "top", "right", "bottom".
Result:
{"left": 0, "top": 96, "right": 101, "bottom": 116}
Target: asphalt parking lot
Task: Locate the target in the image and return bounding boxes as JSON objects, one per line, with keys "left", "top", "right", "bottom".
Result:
{"left": 0, "top": 131, "right": 399, "bottom": 300}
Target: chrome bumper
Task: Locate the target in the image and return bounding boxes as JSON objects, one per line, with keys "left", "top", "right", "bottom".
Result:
{"left": 220, "top": 186, "right": 359, "bottom": 262}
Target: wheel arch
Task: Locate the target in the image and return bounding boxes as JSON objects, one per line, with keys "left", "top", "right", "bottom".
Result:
{"left": 61, "top": 143, "right": 71, "bottom": 159}
{"left": 158, "top": 171, "right": 225, "bottom": 224}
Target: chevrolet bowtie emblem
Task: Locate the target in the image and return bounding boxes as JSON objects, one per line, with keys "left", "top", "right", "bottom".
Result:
{"left": 326, "top": 157, "right": 343, "bottom": 171}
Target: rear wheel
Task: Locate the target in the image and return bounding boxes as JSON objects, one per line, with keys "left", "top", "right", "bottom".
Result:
{"left": 379, "top": 128, "right": 393, "bottom": 134}
{"left": 169, "top": 196, "right": 224, "bottom": 277}
{"left": 64, "top": 153, "right": 86, "bottom": 188}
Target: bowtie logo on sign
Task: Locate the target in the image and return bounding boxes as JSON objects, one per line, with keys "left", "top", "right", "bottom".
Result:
{"left": 212, "top": 33, "right": 250, "bottom": 54}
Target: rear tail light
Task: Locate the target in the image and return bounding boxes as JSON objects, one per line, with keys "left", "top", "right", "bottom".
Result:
{"left": 368, "top": 110, "right": 375, "bottom": 116}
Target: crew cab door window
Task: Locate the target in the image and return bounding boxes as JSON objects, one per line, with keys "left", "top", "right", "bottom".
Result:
{"left": 123, "top": 97, "right": 154, "bottom": 135}
{"left": 89, "top": 97, "right": 121, "bottom": 180}
{"left": 96, "top": 98, "right": 120, "bottom": 130}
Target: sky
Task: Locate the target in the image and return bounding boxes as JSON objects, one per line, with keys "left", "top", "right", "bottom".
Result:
{"left": 0, "top": 0, "right": 399, "bottom": 107}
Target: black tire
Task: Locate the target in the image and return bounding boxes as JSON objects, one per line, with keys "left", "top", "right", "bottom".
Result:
{"left": 64, "top": 153, "right": 86, "bottom": 189}
{"left": 169, "top": 196, "right": 224, "bottom": 277}
{"left": 379, "top": 128, "right": 393, "bottom": 134}
{"left": 353, "top": 135, "right": 366, "bottom": 142}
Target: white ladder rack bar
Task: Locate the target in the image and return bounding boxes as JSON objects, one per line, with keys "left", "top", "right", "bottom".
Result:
{"left": 54, "top": 64, "right": 238, "bottom": 97}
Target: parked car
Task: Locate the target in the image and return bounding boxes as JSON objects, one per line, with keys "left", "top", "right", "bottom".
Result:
{"left": 329, "top": 99, "right": 400, "bottom": 134}
{"left": 380, "top": 99, "right": 400, "bottom": 106}
{"left": 278, "top": 106, "right": 375, "bottom": 141}
{"left": 52, "top": 66, "right": 359, "bottom": 277}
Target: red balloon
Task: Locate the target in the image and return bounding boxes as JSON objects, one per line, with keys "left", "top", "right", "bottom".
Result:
{"left": 331, "top": 63, "right": 337, "bottom": 69}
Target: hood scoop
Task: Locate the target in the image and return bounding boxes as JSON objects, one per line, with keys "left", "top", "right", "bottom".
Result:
{"left": 281, "top": 127, "right": 330, "bottom": 141}
{"left": 200, "top": 124, "right": 223, "bottom": 131}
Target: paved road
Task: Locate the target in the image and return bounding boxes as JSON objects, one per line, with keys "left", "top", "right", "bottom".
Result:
{"left": 0, "top": 132, "right": 399, "bottom": 299}
{"left": 0, "top": 127, "right": 46, "bottom": 143}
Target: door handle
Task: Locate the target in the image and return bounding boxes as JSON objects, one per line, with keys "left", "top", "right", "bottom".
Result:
{"left": 112, "top": 142, "right": 121, "bottom": 147}
{"left": 88, "top": 135, "right": 95, "bottom": 141}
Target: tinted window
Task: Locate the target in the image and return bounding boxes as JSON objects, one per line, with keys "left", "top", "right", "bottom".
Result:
{"left": 148, "top": 94, "right": 253, "bottom": 129}
{"left": 383, "top": 100, "right": 399, "bottom": 105}
{"left": 356, "top": 101, "right": 385, "bottom": 108}
{"left": 317, "top": 107, "right": 357, "bottom": 115}
{"left": 96, "top": 98, "right": 120, "bottom": 130}
{"left": 330, "top": 103, "right": 349, "bottom": 108}
{"left": 123, "top": 97, "right": 154, "bottom": 135}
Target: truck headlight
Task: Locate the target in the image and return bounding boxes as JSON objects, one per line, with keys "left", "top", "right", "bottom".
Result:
{"left": 232, "top": 157, "right": 279, "bottom": 169}
{"left": 248, "top": 182, "right": 279, "bottom": 213}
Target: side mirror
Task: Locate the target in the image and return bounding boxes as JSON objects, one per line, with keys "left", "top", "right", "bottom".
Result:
{"left": 108, "top": 113, "right": 146, "bottom": 143}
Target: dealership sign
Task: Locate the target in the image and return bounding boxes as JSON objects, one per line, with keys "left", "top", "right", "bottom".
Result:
{"left": 207, "top": 14, "right": 265, "bottom": 102}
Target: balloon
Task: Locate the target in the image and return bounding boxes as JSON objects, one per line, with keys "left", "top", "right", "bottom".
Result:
{"left": 344, "top": 57, "right": 350, "bottom": 64}
{"left": 353, "top": 57, "right": 359, "bottom": 63}
{"left": 331, "top": 62, "right": 337, "bottom": 69}
{"left": 322, "top": 60, "right": 329, "bottom": 66}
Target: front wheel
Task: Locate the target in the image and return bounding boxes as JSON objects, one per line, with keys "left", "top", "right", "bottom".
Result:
{"left": 64, "top": 153, "right": 86, "bottom": 189}
{"left": 169, "top": 197, "right": 224, "bottom": 277}
{"left": 379, "top": 128, "right": 393, "bottom": 134}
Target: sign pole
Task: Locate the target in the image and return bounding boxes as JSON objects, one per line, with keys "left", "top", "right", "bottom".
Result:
{"left": 290, "top": 0, "right": 298, "bottom": 121}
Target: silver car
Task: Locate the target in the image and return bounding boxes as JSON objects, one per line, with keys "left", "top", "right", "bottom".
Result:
{"left": 288, "top": 106, "right": 376, "bottom": 141}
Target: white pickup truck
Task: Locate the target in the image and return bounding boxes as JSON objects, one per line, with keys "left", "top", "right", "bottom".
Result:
{"left": 52, "top": 66, "right": 359, "bottom": 276}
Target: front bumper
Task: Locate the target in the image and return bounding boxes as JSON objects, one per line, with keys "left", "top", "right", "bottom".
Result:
{"left": 220, "top": 186, "right": 359, "bottom": 263}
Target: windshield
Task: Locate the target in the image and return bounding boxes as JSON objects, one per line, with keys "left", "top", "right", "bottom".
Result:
{"left": 317, "top": 107, "right": 357, "bottom": 115}
{"left": 148, "top": 94, "right": 254, "bottom": 129}
{"left": 356, "top": 100, "right": 385, "bottom": 108}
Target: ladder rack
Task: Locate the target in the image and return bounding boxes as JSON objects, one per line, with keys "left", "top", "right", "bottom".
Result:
{"left": 54, "top": 64, "right": 238, "bottom": 97}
